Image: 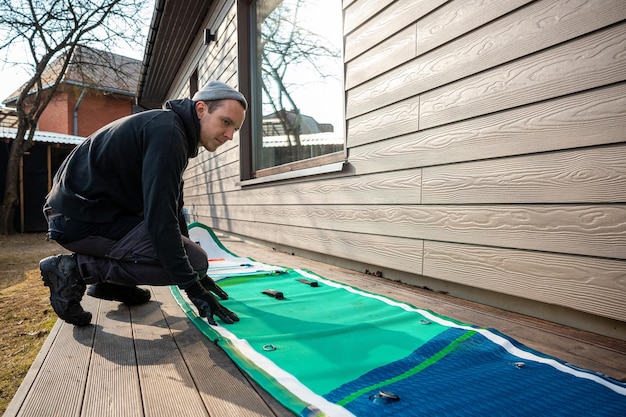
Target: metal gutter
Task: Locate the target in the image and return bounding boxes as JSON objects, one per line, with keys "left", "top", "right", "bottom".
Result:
{"left": 136, "top": 0, "right": 166, "bottom": 107}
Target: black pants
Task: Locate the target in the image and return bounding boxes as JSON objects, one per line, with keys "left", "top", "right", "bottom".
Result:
{"left": 44, "top": 206, "right": 208, "bottom": 287}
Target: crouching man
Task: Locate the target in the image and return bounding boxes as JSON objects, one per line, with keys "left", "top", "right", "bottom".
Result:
{"left": 40, "top": 81, "right": 246, "bottom": 326}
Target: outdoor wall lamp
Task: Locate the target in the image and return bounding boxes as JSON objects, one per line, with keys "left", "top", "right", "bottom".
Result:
{"left": 204, "top": 29, "right": 217, "bottom": 45}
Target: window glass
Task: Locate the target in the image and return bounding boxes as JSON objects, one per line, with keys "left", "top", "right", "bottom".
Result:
{"left": 250, "top": 0, "right": 344, "bottom": 173}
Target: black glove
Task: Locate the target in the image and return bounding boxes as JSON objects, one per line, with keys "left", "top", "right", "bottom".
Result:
{"left": 185, "top": 282, "right": 239, "bottom": 325}
{"left": 200, "top": 275, "right": 229, "bottom": 300}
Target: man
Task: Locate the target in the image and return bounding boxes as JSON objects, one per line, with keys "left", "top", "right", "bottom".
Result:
{"left": 39, "top": 81, "right": 246, "bottom": 326}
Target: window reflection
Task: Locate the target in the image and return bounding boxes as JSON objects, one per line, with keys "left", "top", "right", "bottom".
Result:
{"left": 253, "top": 0, "right": 344, "bottom": 171}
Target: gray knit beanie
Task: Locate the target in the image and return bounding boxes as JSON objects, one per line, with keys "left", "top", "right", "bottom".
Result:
{"left": 192, "top": 80, "right": 248, "bottom": 110}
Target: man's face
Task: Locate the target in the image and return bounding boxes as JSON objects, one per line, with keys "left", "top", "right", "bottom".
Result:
{"left": 196, "top": 99, "right": 246, "bottom": 152}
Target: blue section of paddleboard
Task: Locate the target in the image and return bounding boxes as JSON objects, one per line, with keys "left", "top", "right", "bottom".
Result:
{"left": 325, "top": 328, "right": 626, "bottom": 416}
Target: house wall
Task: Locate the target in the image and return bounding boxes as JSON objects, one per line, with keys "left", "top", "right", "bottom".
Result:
{"left": 174, "top": 0, "right": 626, "bottom": 339}
{"left": 38, "top": 92, "right": 71, "bottom": 133}
{"left": 37, "top": 89, "right": 133, "bottom": 136}
{"left": 75, "top": 93, "right": 133, "bottom": 137}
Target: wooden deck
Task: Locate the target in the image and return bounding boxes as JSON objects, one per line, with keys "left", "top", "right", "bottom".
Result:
{"left": 5, "top": 234, "right": 626, "bottom": 417}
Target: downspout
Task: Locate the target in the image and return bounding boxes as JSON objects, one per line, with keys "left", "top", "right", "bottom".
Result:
{"left": 73, "top": 88, "right": 87, "bottom": 136}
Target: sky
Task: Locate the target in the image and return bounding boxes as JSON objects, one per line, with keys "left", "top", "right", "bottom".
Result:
{"left": 0, "top": 66, "right": 31, "bottom": 104}
{"left": 265, "top": 0, "right": 345, "bottom": 133}
{"left": 0, "top": 2, "right": 154, "bottom": 106}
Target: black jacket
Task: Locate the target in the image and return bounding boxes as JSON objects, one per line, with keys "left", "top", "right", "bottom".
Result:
{"left": 47, "top": 99, "right": 201, "bottom": 288}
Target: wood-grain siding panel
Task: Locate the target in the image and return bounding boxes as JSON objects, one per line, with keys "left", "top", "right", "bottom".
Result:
{"left": 183, "top": 173, "right": 235, "bottom": 194}
{"left": 183, "top": 173, "right": 226, "bottom": 193}
{"left": 186, "top": 143, "right": 240, "bottom": 177}
{"left": 185, "top": 170, "right": 422, "bottom": 204}
{"left": 345, "top": 25, "right": 416, "bottom": 89}
{"left": 196, "top": 204, "right": 626, "bottom": 259}
{"left": 193, "top": 217, "right": 425, "bottom": 274}
{"left": 347, "top": 98, "right": 419, "bottom": 148}
{"left": 185, "top": 158, "right": 239, "bottom": 183}
{"left": 184, "top": 175, "right": 239, "bottom": 196}
{"left": 422, "top": 144, "right": 626, "bottom": 204}
{"left": 420, "top": 23, "right": 626, "bottom": 129}
{"left": 207, "top": 39, "right": 239, "bottom": 83}
{"left": 202, "top": 7, "right": 238, "bottom": 83}
{"left": 184, "top": 163, "right": 238, "bottom": 187}
{"left": 183, "top": 158, "right": 240, "bottom": 190}
{"left": 344, "top": 0, "right": 392, "bottom": 34}
{"left": 346, "top": 0, "right": 626, "bottom": 119}
{"left": 416, "top": 0, "right": 534, "bottom": 55}
{"left": 345, "top": 0, "right": 446, "bottom": 61}
{"left": 423, "top": 241, "right": 626, "bottom": 322}
{"left": 348, "top": 83, "right": 626, "bottom": 173}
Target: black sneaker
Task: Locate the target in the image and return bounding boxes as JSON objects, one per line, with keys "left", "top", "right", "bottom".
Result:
{"left": 40, "top": 254, "right": 92, "bottom": 326}
{"left": 87, "top": 282, "right": 151, "bottom": 305}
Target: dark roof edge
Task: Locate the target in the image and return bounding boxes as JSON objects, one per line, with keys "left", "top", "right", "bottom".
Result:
{"left": 136, "top": 0, "right": 166, "bottom": 108}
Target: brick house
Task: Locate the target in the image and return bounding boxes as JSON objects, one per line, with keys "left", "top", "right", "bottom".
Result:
{"left": 3, "top": 45, "right": 141, "bottom": 136}
{"left": 1, "top": 46, "right": 141, "bottom": 232}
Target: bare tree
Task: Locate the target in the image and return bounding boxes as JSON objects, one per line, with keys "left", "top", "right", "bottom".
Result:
{"left": 0, "top": 0, "right": 147, "bottom": 234}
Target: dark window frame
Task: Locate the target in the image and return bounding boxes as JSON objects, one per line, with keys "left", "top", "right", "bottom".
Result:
{"left": 189, "top": 68, "right": 199, "bottom": 99}
{"left": 237, "top": 0, "right": 346, "bottom": 184}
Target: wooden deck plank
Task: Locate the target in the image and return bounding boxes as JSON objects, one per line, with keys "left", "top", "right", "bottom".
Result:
{"left": 10, "top": 296, "right": 98, "bottom": 417}
{"left": 130, "top": 288, "right": 209, "bottom": 417}
{"left": 152, "top": 285, "right": 291, "bottom": 417}
{"left": 82, "top": 299, "right": 142, "bottom": 417}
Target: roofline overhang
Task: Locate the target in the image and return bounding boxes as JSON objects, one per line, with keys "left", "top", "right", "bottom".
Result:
{"left": 136, "top": 0, "right": 213, "bottom": 109}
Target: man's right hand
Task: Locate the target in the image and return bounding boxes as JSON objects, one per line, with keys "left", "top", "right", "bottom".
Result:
{"left": 185, "top": 282, "right": 239, "bottom": 325}
{"left": 200, "top": 275, "right": 229, "bottom": 300}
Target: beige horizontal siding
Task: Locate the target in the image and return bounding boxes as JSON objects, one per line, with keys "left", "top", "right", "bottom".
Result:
{"left": 422, "top": 145, "right": 626, "bottom": 204}
{"left": 348, "top": 83, "right": 626, "bottom": 174}
{"left": 186, "top": 170, "right": 423, "bottom": 205}
{"left": 202, "top": 220, "right": 425, "bottom": 275}
{"left": 179, "top": 0, "right": 626, "bottom": 336}
{"left": 345, "top": 0, "right": 447, "bottom": 61}
{"left": 346, "top": 0, "right": 626, "bottom": 118}
{"left": 188, "top": 203, "right": 626, "bottom": 260}
{"left": 423, "top": 241, "right": 626, "bottom": 322}
{"left": 420, "top": 23, "right": 626, "bottom": 129}
{"left": 189, "top": 214, "right": 626, "bottom": 322}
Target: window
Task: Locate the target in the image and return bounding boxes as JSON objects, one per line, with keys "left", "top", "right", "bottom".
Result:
{"left": 238, "top": 0, "right": 345, "bottom": 181}
{"left": 189, "top": 68, "right": 199, "bottom": 98}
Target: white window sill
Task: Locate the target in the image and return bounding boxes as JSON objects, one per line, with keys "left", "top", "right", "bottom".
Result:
{"left": 238, "top": 161, "right": 346, "bottom": 187}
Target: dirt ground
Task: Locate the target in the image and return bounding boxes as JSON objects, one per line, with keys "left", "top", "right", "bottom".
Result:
{"left": 0, "top": 232, "right": 69, "bottom": 414}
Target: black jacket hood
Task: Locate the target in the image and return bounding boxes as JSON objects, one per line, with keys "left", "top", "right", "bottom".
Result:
{"left": 164, "top": 98, "right": 201, "bottom": 158}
